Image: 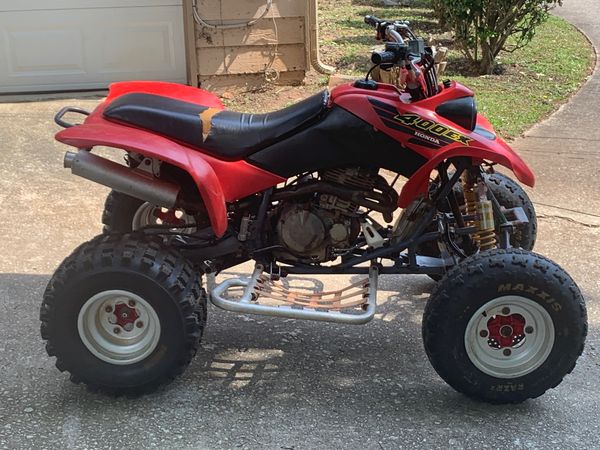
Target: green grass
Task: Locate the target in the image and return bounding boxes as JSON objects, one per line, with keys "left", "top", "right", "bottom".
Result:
{"left": 319, "top": 1, "right": 594, "bottom": 138}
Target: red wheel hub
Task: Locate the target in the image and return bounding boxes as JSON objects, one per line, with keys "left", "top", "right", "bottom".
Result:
{"left": 113, "top": 303, "right": 139, "bottom": 329}
{"left": 486, "top": 313, "right": 526, "bottom": 349}
{"left": 153, "top": 208, "right": 185, "bottom": 226}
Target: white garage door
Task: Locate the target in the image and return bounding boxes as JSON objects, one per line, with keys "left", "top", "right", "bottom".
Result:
{"left": 0, "top": 0, "right": 186, "bottom": 93}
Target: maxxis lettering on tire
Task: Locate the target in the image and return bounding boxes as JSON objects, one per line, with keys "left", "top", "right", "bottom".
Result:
{"left": 422, "top": 248, "right": 587, "bottom": 403}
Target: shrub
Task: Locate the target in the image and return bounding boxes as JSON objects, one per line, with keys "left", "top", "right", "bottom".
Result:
{"left": 430, "top": 0, "right": 449, "bottom": 28}
{"left": 436, "top": 0, "right": 562, "bottom": 74}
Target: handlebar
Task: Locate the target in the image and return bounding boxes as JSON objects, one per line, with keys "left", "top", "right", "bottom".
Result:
{"left": 364, "top": 15, "right": 410, "bottom": 28}
{"left": 363, "top": 15, "right": 438, "bottom": 100}
{"left": 387, "top": 29, "right": 404, "bottom": 44}
{"left": 364, "top": 15, "right": 381, "bottom": 27}
{"left": 364, "top": 14, "right": 414, "bottom": 44}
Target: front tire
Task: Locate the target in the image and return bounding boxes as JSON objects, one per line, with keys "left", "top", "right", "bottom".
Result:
{"left": 486, "top": 172, "right": 537, "bottom": 250}
{"left": 40, "top": 233, "right": 206, "bottom": 396}
{"left": 422, "top": 249, "right": 586, "bottom": 403}
{"left": 423, "top": 172, "right": 537, "bottom": 281}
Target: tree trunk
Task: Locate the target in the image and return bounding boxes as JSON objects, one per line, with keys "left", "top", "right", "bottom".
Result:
{"left": 431, "top": 0, "right": 448, "bottom": 29}
{"left": 383, "top": 0, "right": 415, "bottom": 5}
{"left": 479, "top": 44, "right": 495, "bottom": 75}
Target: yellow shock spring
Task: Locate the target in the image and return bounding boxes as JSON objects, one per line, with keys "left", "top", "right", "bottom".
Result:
{"left": 462, "top": 177, "right": 497, "bottom": 251}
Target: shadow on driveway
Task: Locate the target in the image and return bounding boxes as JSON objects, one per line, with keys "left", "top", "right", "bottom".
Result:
{"left": 1, "top": 272, "right": 596, "bottom": 448}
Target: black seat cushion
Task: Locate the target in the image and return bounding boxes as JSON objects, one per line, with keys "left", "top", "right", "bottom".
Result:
{"left": 103, "top": 90, "right": 329, "bottom": 160}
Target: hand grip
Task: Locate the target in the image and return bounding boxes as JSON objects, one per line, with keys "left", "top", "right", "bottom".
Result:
{"left": 364, "top": 15, "right": 381, "bottom": 27}
{"left": 371, "top": 51, "right": 396, "bottom": 65}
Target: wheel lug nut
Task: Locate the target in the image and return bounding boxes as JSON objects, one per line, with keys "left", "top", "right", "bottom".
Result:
{"left": 105, "top": 306, "right": 112, "bottom": 313}
{"left": 501, "top": 307, "right": 510, "bottom": 315}
{"left": 503, "top": 348, "right": 512, "bottom": 356}
{"left": 128, "top": 300, "right": 136, "bottom": 307}
{"left": 124, "top": 323, "right": 134, "bottom": 332}
{"left": 480, "top": 330, "right": 488, "bottom": 338}
{"left": 136, "top": 321, "right": 144, "bottom": 328}
{"left": 525, "top": 326, "right": 534, "bottom": 334}
{"left": 113, "top": 327, "right": 121, "bottom": 334}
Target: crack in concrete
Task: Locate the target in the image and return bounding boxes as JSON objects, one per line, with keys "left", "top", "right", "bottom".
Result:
{"left": 533, "top": 202, "right": 600, "bottom": 219}
{"left": 524, "top": 135, "right": 600, "bottom": 143}
{"left": 537, "top": 214, "right": 600, "bottom": 228}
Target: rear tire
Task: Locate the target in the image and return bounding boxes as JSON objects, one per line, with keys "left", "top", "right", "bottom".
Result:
{"left": 422, "top": 249, "right": 587, "bottom": 403}
{"left": 40, "top": 233, "right": 206, "bottom": 396}
{"left": 102, "top": 191, "right": 145, "bottom": 233}
{"left": 102, "top": 190, "right": 199, "bottom": 234}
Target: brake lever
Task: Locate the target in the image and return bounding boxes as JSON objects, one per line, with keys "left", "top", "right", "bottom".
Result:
{"left": 376, "top": 22, "right": 391, "bottom": 40}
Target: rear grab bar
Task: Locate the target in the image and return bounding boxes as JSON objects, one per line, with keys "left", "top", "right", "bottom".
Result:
{"left": 54, "top": 107, "right": 90, "bottom": 129}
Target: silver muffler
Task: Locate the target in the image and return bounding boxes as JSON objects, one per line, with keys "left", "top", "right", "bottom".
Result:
{"left": 64, "top": 150, "right": 179, "bottom": 208}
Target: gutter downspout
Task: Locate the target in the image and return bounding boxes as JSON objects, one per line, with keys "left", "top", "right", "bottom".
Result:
{"left": 183, "top": 0, "right": 200, "bottom": 86}
{"left": 307, "top": 0, "right": 335, "bottom": 75}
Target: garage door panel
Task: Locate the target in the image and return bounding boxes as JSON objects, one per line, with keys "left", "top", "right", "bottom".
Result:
{"left": 6, "top": 29, "right": 85, "bottom": 77}
{"left": 0, "top": 1, "right": 183, "bottom": 12}
{"left": 99, "top": 22, "right": 177, "bottom": 74}
{"left": 0, "top": 4, "right": 185, "bottom": 93}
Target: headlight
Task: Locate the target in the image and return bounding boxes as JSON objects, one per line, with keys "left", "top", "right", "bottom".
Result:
{"left": 435, "top": 96, "right": 477, "bottom": 131}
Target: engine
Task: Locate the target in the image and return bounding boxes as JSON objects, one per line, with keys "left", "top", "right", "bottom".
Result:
{"left": 273, "top": 167, "right": 398, "bottom": 263}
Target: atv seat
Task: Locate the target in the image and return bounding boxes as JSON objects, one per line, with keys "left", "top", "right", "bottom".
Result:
{"left": 103, "top": 90, "right": 329, "bottom": 160}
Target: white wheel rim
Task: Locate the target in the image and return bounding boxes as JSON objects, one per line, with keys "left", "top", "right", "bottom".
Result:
{"left": 132, "top": 203, "right": 196, "bottom": 233}
{"left": 77, "top": 290, "right": 161, "bottom": 365}
{"left": 464, "top": 295, "right": 555, "bottom": 379}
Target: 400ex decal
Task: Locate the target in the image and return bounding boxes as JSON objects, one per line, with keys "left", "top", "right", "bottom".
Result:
{"left": 368, "top": 97, "right": 474, "bottom": 149}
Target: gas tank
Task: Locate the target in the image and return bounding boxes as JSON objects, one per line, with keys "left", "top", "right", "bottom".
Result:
{"left": 330, "top": 81, "right": 480, "bottom": 157}
{"left": 247, "top": 82, "right": 429, "bottom": 179}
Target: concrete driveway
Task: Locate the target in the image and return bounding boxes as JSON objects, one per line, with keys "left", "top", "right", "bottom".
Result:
{"left": 1, "top": 2, "right": 599, "bottom": 448}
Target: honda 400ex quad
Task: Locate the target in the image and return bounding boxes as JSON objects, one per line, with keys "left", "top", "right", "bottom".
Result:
{"left": 42, "top": 36, "right": 586, "bottom": 404}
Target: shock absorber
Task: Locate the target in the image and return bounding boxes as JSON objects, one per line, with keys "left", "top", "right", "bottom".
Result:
{"left": 462, "top": 172, "right": 497, "bottom": 251}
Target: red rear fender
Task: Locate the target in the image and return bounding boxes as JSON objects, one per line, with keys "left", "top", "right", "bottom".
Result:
{"left": 56, "top": 102, "right": 283, "bottom": 237}
{"left": 57, "top": 120, "right": 230, "bottom": 236}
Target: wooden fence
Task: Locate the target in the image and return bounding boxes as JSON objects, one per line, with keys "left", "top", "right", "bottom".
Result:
{"left": 190, "top": 0, "right": 315, "bottom": 90}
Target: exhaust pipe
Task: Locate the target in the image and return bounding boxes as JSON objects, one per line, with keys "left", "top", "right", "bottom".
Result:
{"left": 64, "top": 150, "right": 180, "bottom": 208}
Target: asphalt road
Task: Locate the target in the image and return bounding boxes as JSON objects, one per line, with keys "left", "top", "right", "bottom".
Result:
{"left": 1, "top": 2, "right": 600, "bottom": 448}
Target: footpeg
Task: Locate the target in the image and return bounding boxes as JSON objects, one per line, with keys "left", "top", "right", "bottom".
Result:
{"left": 210, "top": 265, "right": 378, "bottom": 324}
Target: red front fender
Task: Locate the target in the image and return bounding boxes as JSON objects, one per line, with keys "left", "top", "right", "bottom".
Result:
{"left": 398, "top": 143, "right": 535, "bottom": 207}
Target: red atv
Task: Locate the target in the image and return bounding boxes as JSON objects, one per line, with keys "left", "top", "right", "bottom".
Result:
{"left": 42, "top": 36, "right": 586, "bottom": 403}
